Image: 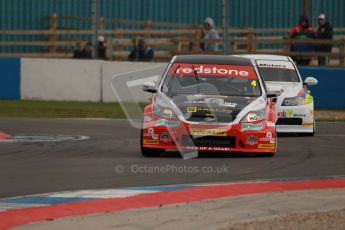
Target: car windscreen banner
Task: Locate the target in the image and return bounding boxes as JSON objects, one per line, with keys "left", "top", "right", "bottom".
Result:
{"left": 256, "top": 60, "right": 295, "bottom": 70}
{"left": 168, "top": 63, "right": 258, "bottom": 79}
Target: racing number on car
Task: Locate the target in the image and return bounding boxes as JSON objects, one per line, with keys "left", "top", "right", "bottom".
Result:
{"left": 251, "top": 80, "right": 257, "bottom": 87}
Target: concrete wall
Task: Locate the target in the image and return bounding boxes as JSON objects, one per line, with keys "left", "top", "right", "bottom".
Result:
{"left": 21, "top": 58, "right": 101, "bottom": 101}
{"left": 102, "top": 61, "right": 167, "bottom": 102}
{"left": 0, "top": 58, "right": 344, "bottom": 108}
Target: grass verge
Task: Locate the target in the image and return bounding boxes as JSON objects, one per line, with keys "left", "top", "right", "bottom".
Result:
{"left": 0, "top": 100, "right": 344, "bottom": 121}
{"left": 0, "top": 100, "right": 147, "bottom": 118}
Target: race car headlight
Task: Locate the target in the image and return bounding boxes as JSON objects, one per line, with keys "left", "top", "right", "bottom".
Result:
{"left": 282, "top": 97, "right": 305, "bottom": 106}
{"left": 153, "top": 105, "right": 178, "bottom": 119}
{"left": 241, "top": 108, "right": 266, "bottom": 122}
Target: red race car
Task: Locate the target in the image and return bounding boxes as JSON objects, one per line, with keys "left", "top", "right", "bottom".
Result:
{"left": 141, "top": 55, "right": 280, "bottom": 157}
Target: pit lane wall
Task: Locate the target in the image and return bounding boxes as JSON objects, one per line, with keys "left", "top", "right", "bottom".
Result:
{"left": 0, "top": 58, "right": 344, "bottom": 108}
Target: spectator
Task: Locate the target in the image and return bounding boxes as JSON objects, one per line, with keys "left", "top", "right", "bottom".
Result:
{"left": 73, "top": 41, "right": 84, "bottom": 58}
{"left": 289, "top": 15, "right": 315, "bottom": 65}
{"left": 128, "top": 39, "right": 154, "bottom": 62}
{"left": 315, "top": 13, "right": 333, "bottom": 66}
{"left": 73, "top": 41, "right": 91, "bottom": 59}
{"left": 83, "top": 42, "right": 93, "bottom": 59}
{"left": 202, "top": 17, "right": 219, "bottom": 51}
{"left": 97, "top": 36, "right": 106, "bottom": 60}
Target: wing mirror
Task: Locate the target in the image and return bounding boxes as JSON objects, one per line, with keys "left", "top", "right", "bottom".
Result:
{"left": 304, "top": 77, "right": 318, "bottom": 86}
{"left": 266, "top": 86, "right": 283, "bottom": 98}
{"left": 142, "top": 81, "right": 157, "bottom": 93}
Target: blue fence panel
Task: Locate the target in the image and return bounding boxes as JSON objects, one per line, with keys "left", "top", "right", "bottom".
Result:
{"left": 0, "top": 58, "right": 21, "bottom": 99}
{"left": 298, "top": 67, "right": 345, "bottom": 108}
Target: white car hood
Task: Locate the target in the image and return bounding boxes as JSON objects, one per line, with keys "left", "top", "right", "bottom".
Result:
{"left": 265, "top": 81, "right": 303, "bottom": 98}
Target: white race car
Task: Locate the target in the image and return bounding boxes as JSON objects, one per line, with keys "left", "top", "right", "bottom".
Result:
{"left": 234, "top": 54, "right": 318, "bottom": 135}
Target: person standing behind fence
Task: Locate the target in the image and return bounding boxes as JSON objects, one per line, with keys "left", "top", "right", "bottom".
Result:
{"left": 128, "top": 39, "right": 154, "bottom": 62}
{"left": 97, "top": 36, "right": 106, "bottom": 60}
{"left": 73, "top": 41, "right": 92, "bottom": 59}
{"left": 202, "top": 17, "right": 219, "bottom": 52}
{"left": 315, "top": 13, "right": 333, "bottom": 66}
{"left": 289, "top": 15, "right": 315, "bottom": 65}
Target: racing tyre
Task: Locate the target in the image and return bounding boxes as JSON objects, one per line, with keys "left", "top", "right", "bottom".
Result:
{"left": 140, "top": 129, "right": 164, "bottom": 157}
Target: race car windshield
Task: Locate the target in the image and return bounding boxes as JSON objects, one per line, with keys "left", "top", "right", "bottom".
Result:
{"left": 256, "top": 60, "right": 300, "bottom": 82}
{"left": 162, "top": 63, "right": 261, "bottom": 97}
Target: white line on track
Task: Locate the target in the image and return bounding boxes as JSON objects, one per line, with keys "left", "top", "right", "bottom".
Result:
{"left": 315, "top": 134, "right": 345, "bottom": 137}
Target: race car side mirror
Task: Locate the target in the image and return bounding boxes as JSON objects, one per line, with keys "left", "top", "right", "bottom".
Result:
{"left": 142, "top": 82, "right": 157, "bottom": 93}
{"left": 266, "top": 86, "right": 283, "bottom": 98}
{"left": 304, "top": 77, "right": 318, "bottom": 86}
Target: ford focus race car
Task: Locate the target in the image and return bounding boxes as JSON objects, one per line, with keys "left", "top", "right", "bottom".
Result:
{"left": 141, "top": 55, "right": 280, "bottom": 157}
{"left": 235, "top": 55, "right": 318, "bottom": 136}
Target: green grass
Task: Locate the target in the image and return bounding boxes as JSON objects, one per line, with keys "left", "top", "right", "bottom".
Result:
{"left": 0, "top": 100, "right": 147, "bottom": 118}
{"left": 0, "top": 100, "right": 344, "bottom": 120}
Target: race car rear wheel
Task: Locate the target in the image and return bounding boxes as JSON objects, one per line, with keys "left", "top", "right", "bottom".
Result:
{"left": 140, "top": 129, "right": 164, "bottom": 157}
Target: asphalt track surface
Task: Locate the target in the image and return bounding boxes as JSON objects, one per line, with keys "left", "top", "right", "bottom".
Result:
{"left": 0, "top": 118, "right": 344, "bottom": 198}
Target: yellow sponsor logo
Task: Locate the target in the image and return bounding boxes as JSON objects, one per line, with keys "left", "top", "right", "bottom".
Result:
{"left": 302, "top": 122, "right": 314, "bottom": 126}
{"left": 258, "top": 144, "right": 275, "bottom": 149}
{"left": 187, "top": 107, "right": 197, "bottom": 112}
{"left": 304, "top": 93, "right": 313, "bottom": 104}
{"left": 190, "top": 128, "right": 227, "bottom": 136}
{"left": 143, "top": 139, "right": 159, "bottom": 145}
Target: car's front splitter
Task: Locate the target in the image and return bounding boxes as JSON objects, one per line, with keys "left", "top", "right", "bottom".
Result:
{"left": 142, "top": 119, "right": 277, "bottom": 153}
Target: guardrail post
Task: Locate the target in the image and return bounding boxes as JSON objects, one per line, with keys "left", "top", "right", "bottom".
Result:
{"left": 340, "top": 38, "right": 345, "bottom": 66}
{"left": 248, "top": 28, "right": 256, "bottom": 52}
{"left": 192, "top": 25, "right": 201, "bottom": 53}
{"left": 144, "top": 20, "right": 152, "bottom": 39}
{"left": 229, "top": 38, "right": 235, "bottom": 53}
{"left": 48, "top": 13, "right": 58, "bottom": 53}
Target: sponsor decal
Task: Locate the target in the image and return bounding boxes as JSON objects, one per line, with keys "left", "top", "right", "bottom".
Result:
{"left": 204, "top": 117, "right": 216, "bottom": 122}
{"left": 187, "top": 106, "right": 233, "bottom": 114}
{"left": 278, "top": 109, "right": 293, "bottom": 118}
{"left": 259, "top": 132, "right": 276, "bottom": 144}
{"left": 185, "top": 100, "right": 237, "bottom": 108}
{"left": 160, "top": 132, "right": 171, "bottom": 143}
{"left": 304, "top": 93, "right": 313, "bottom": 104}
{"left": 187, "top": 107, "right": 197, "bottom": 112}
{"left": 266, "top": 121, "right": 275, "bottom": 127}
{"left": 162, "top": 109, "right": 173, "bottom": 118}
{"left": 143, "top": 128, "right": 158, "bottom": 140}
{"left": 256, "top": 60, "right": 295, "bottom": 70}
{"left": 170, "top": 63, "right": 257, "bottom": 79}
{"left": 246, "top": 135, "right": 258, "bottom": 145}
{"left": 143, "top": 139, "right": 159, "bottom": 145}
{"left": 302, "top": 122, "right": 314, "bottom": 126}
{"left": 190, "top": 128, "right": 227, "bottom": 136}
{"left": 186, "top": 146, "right": 230, "bottom": 151}
{"left": 293, "top": 113, "right": 307, "bottom": 117}
{"left": 258, "top": 143, "right": 275, "bottom": 149}
{"left": 156, "top": 119, "right": 180, "bottom": 128}
{"left": 278, "top": 109, "right": 308, "bottom": 118}
{"left": 241, "top": 123, "right": 264, "bottom": 131}
{"left": 204, "top": 98, "right": 237, "bottom": 107}
{"left": 246, "top": 112, "right": 260, "bottom": 122}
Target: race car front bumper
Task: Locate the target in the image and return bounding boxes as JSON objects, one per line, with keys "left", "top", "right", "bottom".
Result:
{"left": 142, "top": 118, "right": 277, "bottom": 154}
{"left": 275, "top": 103, "right": 314, "bottom": 133}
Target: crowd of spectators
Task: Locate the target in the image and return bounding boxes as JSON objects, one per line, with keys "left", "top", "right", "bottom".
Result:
{"left": 73, "top": 14, "right": 333, "bottom": 66}
{"left": 289, "top": 13, "right": 333, "bottom": 65}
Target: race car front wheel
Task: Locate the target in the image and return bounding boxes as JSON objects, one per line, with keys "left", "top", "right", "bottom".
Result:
{"left": 140, "top": 129, "right": 164, "bottom": 157}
